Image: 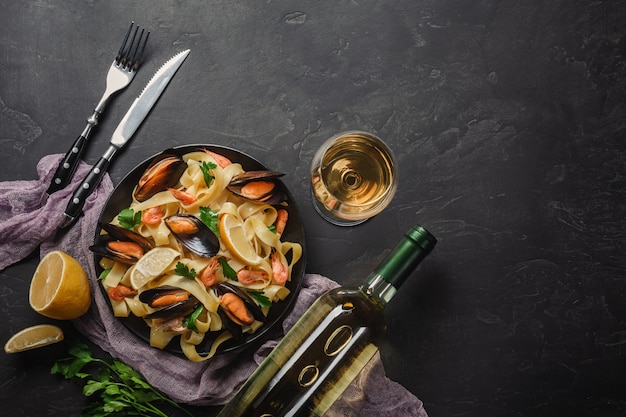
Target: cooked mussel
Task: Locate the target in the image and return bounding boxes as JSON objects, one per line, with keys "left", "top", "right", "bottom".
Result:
{"left": 100, "top": 223, "right": 154, "bottom": 249}
{"left": 139, "top": 286, "right": 189, "bottom": 306}
{"left": 91, "top": 240, "right": 143, "bottom": 264}
{"left": 90, "top": 223, "right": 154, "bottom": 264}
{"left": 164, "top": 214, "right": 220, "bottom": 258}
{"left": 218, "top": 307, "right": 242, "bottom": 339}
{"left": 134, "top": 152, "right": 187, "bottom": 202}
{"left": 140, "top": 286, "right": 200, "bottom": 320}
{"left": 215, "top": 282, "right": 266, "bottom": 325}
{"left": 227, "top": 170, "right": 286, "bottom": 205}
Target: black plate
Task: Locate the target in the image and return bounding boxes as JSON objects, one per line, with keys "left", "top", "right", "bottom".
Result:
{"left": 94, "top": 144, "right": 306, "bottom": 356}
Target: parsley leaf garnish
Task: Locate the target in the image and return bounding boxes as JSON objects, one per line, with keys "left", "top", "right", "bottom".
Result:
{"left": 118, "top": 208, "right": 142, "bottom": 229}
{"left": 200, "top": 161, "right": 217, "bottom": 188}
{"left": 199, "top": 206, "right": 220, "bottom": 236}
{"left": 219, "top": 257, "right": 237, "bottom": 280}
{"left": 97, "top": 268, "right": 111, "bottom": 281}
{"left": 175, "top": 262, "right": 196, "bottom": 280}
{"left": 182, "top": 304, "right": 204, "bottom": 332}
{"left": 248, "top": 290, "right": 272, "bottom": 308}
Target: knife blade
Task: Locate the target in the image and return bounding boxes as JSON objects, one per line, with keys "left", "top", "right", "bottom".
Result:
{"left": 59, "top": 49, "right": 190, "bottom": 229}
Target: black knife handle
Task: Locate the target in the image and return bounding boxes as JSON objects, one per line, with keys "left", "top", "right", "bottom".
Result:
{"left": 47, "top": 134, "right": 89, "bottom": 194}
{"left": 60, "top": 150, "right": 114, "bottom": 228}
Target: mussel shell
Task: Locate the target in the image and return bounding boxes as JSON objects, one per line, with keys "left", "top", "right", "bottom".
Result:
{"left": 252, "top": 189, "right": 287, "bottom": 206}
{"left": 133, "top": 153, "right": 187, "bottom": 202}
{"left": 227, "top": 171, "right": 287, "bottom": 205}
{"left": 218, "top": 307, "right": 243, "bottom": 339}
{"left": 215, "top": 282, "right": 266, "bottom": 323}
{"left": 89, "top": 236, "right": 143, "bottom": 264}
{"left": 164, "top": 214, "right": 220, "bottom": 258}
{"left": 144, "top": 295, "right": 199, "bottom": 320}
{"left": 228, "top": 170, "right": 284, "bottom": 186}
{"left": 139, "top": 286, "right": 186, "bottom": 306}
{"left": 89, "top": 223, "right": 154, "bottom": 264}
{"left": 100, "top": 223, "right": 154, "bottom": 251}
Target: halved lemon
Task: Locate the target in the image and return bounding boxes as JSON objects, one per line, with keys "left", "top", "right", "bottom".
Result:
{"left": 130, "top": 246, "right": 180, "bottom": 289}
{"left": 29, "top": 250, "right": 91, "bottom": 320}
{"left": 219, "top": 213, "right": 263, "bottom": 265}
{"left": 4, "top": 324, "right": 64, "bottom": 353}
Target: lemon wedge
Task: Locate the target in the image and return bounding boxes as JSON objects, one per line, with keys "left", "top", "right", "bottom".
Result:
{"left": 130, "top": 246, "right": 180, "bottom": 289}
{"left": 29, "top": 250, "right": 91, "bottom": 320}
{"left": 219, "top": 213, "right": 262, "bottom": 265}
{"left": 4, "top": 324, "right": 64, "bottom": 353}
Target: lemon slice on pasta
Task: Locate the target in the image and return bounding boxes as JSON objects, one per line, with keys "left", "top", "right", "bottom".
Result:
{"left": 130, "top": 247, "right": 180, "bottom": 289}
{"left": 220, "top": 213, "right": 263, "bottom": 265}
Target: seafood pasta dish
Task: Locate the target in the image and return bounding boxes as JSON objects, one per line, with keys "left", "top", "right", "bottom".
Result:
{"left": 91, "top": 148, "right": 303, "bottom": 362}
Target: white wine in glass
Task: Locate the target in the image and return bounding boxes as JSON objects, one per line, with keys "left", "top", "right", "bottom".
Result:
{"left": 310, "top": 131, "right": 397, "bottom": 226}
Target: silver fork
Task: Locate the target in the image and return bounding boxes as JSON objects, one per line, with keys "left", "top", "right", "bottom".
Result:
{"left": 46, "top": 22, "right": 149, "bottom": 195}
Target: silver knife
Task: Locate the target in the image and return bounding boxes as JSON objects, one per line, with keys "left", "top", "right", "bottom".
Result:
{"left": 59, "top": 49, "right": 190, "bottom": 229}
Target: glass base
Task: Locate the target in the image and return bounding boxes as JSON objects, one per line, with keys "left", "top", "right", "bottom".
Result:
{"left": 310, "top": 189, "right": 368, "bottom": 227}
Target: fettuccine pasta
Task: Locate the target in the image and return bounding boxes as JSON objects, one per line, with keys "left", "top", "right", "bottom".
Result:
{"left": 95, "top": 149, "right": 302, "bottom": 362}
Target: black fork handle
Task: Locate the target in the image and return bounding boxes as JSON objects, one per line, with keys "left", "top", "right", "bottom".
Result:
{"left": 59, "top": 145, "right": 117, "bottom": 229}
{"left": 46, "top": 133, "right": 89, "bottom": 194}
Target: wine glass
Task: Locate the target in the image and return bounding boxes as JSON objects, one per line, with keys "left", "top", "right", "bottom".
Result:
{"left": 310, "top": 131, "right": 398, "bottom": 226}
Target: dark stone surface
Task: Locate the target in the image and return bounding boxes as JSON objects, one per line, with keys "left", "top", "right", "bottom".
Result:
{"left": 1, "top": 1, "right": 625, "bottom": 416}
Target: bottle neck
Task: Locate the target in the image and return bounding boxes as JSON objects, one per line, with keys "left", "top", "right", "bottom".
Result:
{"left": 361, "top": 225, "right": 436, "bottom": 305}
{"left": 362, "top": 273, "right": 398, "bottom": 304}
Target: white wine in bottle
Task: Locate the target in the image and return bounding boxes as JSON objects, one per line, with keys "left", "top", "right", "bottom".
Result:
{"left": 217, "top": 225, "right": 437, "bottom": 417}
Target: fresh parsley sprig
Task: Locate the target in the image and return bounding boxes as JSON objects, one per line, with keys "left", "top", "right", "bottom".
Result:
{"left": 248, "top": 290, "right": 271, "bottom": 308}
{"left": 200, "top": 161, "right": 217, "bottom": 188}
{"left": 98, "top": 268, "right": 111, "bottom": 281}
{"left": 118, "top": 208, "right": 142, "bottom": 230}
{"left": 51, "top": 341, "right": 193, "bottom": 417}
{"left": 182, "top": 304, "right": 204, "bottom": 332}
{"left": 175, "top": 262, "right": 196, "bottom": 280}
{"left": 218, "top": 257, "right": 237, "bottom": 281}
{"left": 199, "top": 206, "right": 220, "bottom": 236}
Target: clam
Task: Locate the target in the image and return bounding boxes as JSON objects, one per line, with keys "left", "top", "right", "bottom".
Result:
{"left": 164, "top": 214, "right": 220, "bottom": 258}
{"left": 90, "top": 223, "right": 154, "bottom": 264}
{"left": 227, "top": 170, "right": 286, "bottom": 205}
{"left": 134, "top": 152, "right": 187, "bottom": 202}
{"left": 139, "top": 287, "right": 200, "bottom": 320}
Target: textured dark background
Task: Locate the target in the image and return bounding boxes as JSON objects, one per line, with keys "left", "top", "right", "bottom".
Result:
{"left": 1, "top": 1, "right": 625, "bottom": 416}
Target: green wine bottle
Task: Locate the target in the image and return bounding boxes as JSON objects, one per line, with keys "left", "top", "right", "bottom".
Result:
{"left": 217, "top": 225, "right": 436, "bottom": 417}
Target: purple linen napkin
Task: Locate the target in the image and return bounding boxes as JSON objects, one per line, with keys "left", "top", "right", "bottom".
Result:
{"left": 0, "top": 154, "right": 114, "bottom": 270}
{"left": 1, "top": 154, "right": 428, "bottom": 416}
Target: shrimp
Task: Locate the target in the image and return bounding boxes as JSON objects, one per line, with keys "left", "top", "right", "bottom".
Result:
{"left": 237, "top": 269, "right": 268, "bottom": 285}
{"left": 199, "top": 258, "right": 220, "bottom": 287}
{"left": 271, "top": 250, "right": 288, "bottom": 285}
{"left": 169, "top": 188, "right": 196, "bottom": 205}
{"left": 203, "top": 149, "right": 232, "bottom": 168}
{"left": 274, "top": 209, "right": 288, "bottom": 235}
{"left": 107, "top": 284, "right": 138, "bottom": 301}
{"left": 142, "top": 206, "right": 163, "bottom": 225}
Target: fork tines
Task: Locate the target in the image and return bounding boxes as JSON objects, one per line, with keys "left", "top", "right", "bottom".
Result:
{"left": 116, "top": 22, "right": 150, "bottom": 72}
